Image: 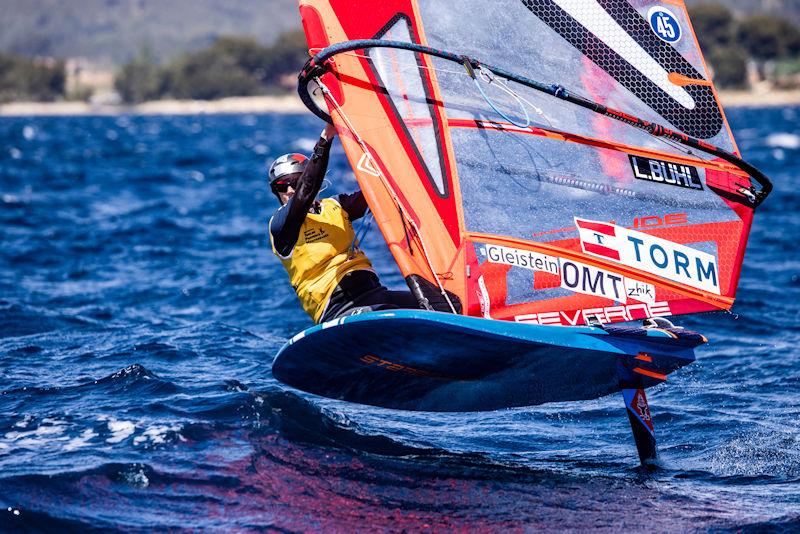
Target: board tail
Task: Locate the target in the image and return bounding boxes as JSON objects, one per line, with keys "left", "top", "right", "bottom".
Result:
{"left": 622, "top": 388, "right": 657, "bottom": 465}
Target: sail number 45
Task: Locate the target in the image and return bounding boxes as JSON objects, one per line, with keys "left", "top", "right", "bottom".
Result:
{"left": 648, "top": 7, "right": 682, "bottom": 44}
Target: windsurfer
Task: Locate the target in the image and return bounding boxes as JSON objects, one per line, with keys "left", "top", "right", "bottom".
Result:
{"left": 268, "top": 123, "right": 418, "bottom": 323}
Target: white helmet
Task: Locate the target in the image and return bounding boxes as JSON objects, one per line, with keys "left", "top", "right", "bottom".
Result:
{"left": 269, "top": 153, "right": 308, "bottom": 186}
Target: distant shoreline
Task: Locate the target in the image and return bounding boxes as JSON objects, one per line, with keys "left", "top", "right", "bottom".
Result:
{"left": 717, "top": 89, "right": 800, "bottom": 109}
{"left": 0, "top": 95, "right": 307, "bottom": 117}
{"left": 1, "top": 90, "right": 799, "bottom": 117}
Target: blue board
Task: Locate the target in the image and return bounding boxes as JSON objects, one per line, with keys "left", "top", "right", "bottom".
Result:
{"left": 272, "top": 310, "right": 703, "bottom": 412}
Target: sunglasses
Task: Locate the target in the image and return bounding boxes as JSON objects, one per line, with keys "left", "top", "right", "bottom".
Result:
{"left": 272, "top": 176, "right": 298, "bottom": 193}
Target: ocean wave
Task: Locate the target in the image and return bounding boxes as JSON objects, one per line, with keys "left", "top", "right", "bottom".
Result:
{"left": 1, "top": 363, "right": 179, "bottom": 401}
{"left": 2, "top": 110, "right": 798, "bottom": 530}
{"left": 0, "top": 302, "right": 90, "bottom": 339}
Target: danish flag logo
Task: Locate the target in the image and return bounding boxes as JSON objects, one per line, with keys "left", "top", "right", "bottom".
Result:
{"left": 575, "top": 219, "right": 620, "bottom": 260}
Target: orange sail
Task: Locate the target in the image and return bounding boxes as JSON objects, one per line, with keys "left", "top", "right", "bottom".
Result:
{"left": 297, "top": 0, "right": 768, "bottom": 326}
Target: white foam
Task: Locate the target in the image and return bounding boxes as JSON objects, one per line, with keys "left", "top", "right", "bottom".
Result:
{"left": 132, "top": 423, "right": 183, "bottom": 446}
{"left": 5, "top": 420, "right": 67, "bottom": 441}
{"left": 65, "top": 429, "right": 98, "bottom": 451}
{"left": 34, "top": 425, "right": 65, "bottom": 436}
{"left": 766, "top": 133, "right": 800, "bottom": 150}
{"left": 14, "top": 415, "right": 33, "bottom": 429}
{"left": 2, "top": 419, "right": 69, "bottom": 450}
{"left": 106, "top": 420, "right": 136, "bottom": 444}
{"left": 127, "top": 467, "right": 150, "bottom": 488}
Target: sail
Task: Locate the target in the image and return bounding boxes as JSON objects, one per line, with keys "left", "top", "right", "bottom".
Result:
{"left": 297, "top": 0, "right": 765, "bottom": 326}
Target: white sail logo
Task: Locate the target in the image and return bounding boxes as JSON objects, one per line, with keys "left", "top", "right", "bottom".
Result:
{"left": 575, "top": 218, "right": 721, "bottom": 295}
{"left": 551, "top": 0, "right": 695, "bottom": 110}
{"left": 483, "top": 244, "right": 560, "bottom": 275}
{"left": 357, "top": 153, "right": 382, "bottom": 177}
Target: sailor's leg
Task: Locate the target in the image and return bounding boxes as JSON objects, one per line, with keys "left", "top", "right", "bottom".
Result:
{"left": 622, "top": 388, "right": 657, "bottom": 465}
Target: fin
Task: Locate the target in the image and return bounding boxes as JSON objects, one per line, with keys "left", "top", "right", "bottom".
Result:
{"left": 622, "top": 388, "right": 657, "bottom": 465}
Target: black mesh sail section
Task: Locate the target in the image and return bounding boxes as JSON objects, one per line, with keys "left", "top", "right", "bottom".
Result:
{"left": 520, "top": 0, "right": 724, "bottom": 140}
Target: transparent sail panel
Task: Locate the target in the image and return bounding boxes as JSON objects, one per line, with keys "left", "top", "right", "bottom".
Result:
{"left": 367, "top": 18, "right": 447, "bottom": 195}
{"left": 429, "top": 55, "right": 705, "bottom": 160}
{"left": 418, "top": 0, "right": 735, "bottom": 152}
{"left": 451, "top": 128, "right": 737, "bottom": 243}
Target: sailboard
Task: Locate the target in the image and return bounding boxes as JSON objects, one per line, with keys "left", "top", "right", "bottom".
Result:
{"left": 272, "top": 0, "right": 772, "bottom": 464}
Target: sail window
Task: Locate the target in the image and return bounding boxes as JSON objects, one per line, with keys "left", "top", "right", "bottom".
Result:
{"left": 366, "top": 17, "right": 448, "bottom": 196}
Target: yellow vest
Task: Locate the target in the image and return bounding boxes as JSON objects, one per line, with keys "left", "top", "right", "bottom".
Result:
{"left": 270, "top": 197, "right": 373, "bottom": 323}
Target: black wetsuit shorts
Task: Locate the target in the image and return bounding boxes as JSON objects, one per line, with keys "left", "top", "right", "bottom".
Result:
{"left": 319, "top": 270, "right": 419, "bottom": 323}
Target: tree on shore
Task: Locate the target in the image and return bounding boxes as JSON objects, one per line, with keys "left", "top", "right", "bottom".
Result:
{"left": 690, "top": 4, "right": 800, "bottom": 89}
{"left": 708, "top": 46, "right": 749, "bottom": 89}
{"left": 161, "top": 43, "right": 266, "bottom": 100}
{"left": 0, "top": 53, "right": 65, "bottom": 102}
{"left": 691, "top": 3, "right": 735, "bottom": 52}
{"left": 114, "top": 31, "right": 309, "bottom": 103}
{"left": 737, "top": 14, "right": 800, "bottom": 61}
{"left": 690, "top": 4, "right": 748, "bottom": 87}
{"left": 114, "top": 48, "right": 163, "bottom": 104}
{"left": 259, "top": 29, "right": 309, "bottom": 85}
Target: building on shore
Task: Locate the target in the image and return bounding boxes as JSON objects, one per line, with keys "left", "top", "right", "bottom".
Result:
{"left": 65, "top": 58, "right": 119, "bottom": 104}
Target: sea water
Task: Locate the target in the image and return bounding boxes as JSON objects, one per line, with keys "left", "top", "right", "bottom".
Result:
{"left": 0, "top": 109, "right": 798, "bottom": 531}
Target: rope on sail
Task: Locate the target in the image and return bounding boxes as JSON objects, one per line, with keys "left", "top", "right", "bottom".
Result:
{"left": 464, "top": 61, "right": 530, "bottom": 128}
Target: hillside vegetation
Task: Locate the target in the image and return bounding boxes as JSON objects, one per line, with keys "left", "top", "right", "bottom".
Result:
{"left": 2, "top": 0, "right": 800, "bottom": 66}
{"left": 4, "top": 2, "right": 800, "bottom": 103}
{"left": 686, "top": 0, "right": 800, "bottom": 26}
{"left": 113, "top": 32, "right": 308, "bottom": 103}
{"left": 691, "top": 3, "right": 800, "bottom": 87}
{"left": 106, "top": 4, "right": 800, "bottom": 101}
{"left": 0, "top": 0, "right": 298, "bottom": 64}
{"left": 0, "top": 53, "right": 64, "bottom": 102}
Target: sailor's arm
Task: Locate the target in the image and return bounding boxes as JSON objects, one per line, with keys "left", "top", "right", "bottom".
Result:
{"left": 288, "top": 124, "right": 336, "bottom": 219}
{"left": 338, "top": 191, "right": 369, "bottom": 221}
{"left": 270, "top": 125, "right": 336, "bottom": 256}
